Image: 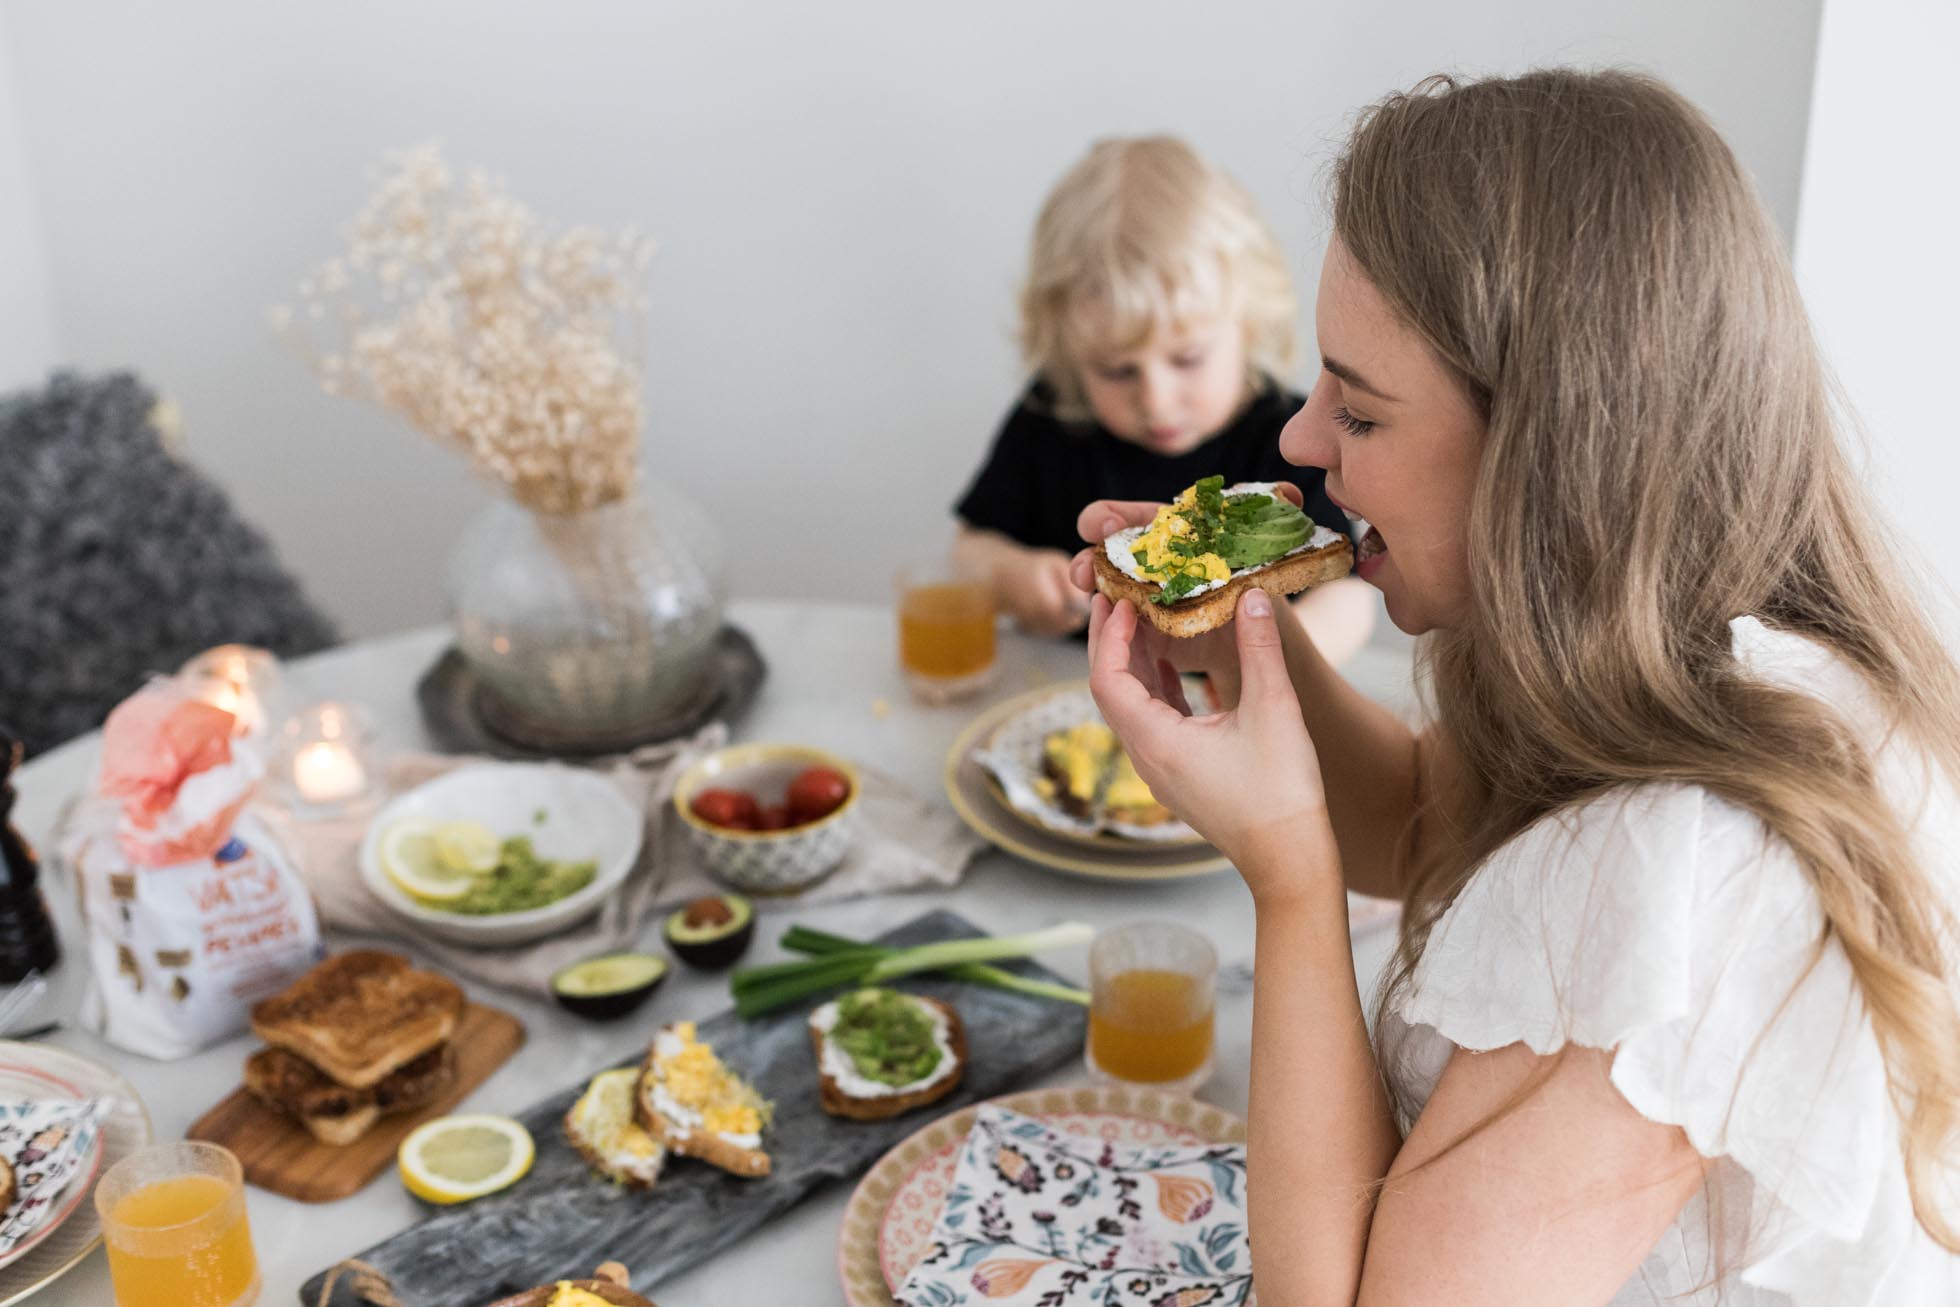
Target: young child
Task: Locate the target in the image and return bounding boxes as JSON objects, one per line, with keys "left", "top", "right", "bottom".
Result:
{"left": 952, "top": 136, "right": 1374, "bottom": 660}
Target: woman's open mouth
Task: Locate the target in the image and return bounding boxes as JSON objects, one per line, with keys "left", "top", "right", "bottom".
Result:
{"left": 1355, "top": 524, "right": 1388, "bottom": 581}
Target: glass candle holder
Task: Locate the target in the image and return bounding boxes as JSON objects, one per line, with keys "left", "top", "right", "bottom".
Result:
{"left": 272, "top": 701, "right": 381, "bottom": 815}
{"left": 177, "top": 645, "right": 282, "bottom": 742}
{"left": 1085, "top": 920, "right": 1217, "bottom": 1095}
{"left": 95, "top": 1140, "right": 260, "bottom": 1307}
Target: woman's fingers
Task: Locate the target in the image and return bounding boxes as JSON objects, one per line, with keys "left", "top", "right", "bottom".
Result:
{"left": 1075, "top": 499, "right": 1165, "bottom": 545}
{"left": 1233, "top": 589, "right": 1298, "bottom": 711}
{"left": 1088, "top": 597, "right": 1186, "bottom": 736}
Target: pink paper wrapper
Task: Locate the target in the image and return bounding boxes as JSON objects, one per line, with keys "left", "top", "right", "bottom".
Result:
{"left": 98, "top": 679, "right": 260, "bottom": 866}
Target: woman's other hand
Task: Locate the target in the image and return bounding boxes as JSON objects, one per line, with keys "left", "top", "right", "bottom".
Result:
{"left": 1087, "top": 587, "right": 1334, "bottom": 897}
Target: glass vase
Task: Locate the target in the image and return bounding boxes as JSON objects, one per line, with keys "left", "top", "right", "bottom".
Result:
{"left": 446, "top": 480, "right": 727, "bottom": 749}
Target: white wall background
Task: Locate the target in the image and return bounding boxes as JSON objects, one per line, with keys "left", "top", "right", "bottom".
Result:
{"left": 2, "top": 0, "right": 1822, "bottom": 638}
{"left": 0, "top": 6, "right": 60, "bottom": 390}
{"left": 1795, "top": 0, "right": 1960, "bottom": 630}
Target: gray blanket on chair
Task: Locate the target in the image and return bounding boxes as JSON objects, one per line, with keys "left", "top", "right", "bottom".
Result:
{"left": 0, "top": 372, "right": 340, "bottom": 758}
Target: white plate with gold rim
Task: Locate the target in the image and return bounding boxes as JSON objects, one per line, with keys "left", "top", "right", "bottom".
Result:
{"left": 836, "top": 1084, "right": 1246, "bottom": 1307}
{"left": 945, "top": 686, "right": 1231, "bottom": 881}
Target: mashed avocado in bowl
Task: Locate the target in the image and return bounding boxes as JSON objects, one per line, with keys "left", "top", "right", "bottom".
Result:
{"left": 440, "top": 835, "right": 597, "bottom": 915}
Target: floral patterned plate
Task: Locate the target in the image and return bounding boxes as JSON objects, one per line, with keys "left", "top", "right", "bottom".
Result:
{"left": 837, "top": 1085, "right": 1247, "bottom": 1307}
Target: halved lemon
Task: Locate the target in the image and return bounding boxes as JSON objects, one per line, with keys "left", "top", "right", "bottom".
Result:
{"left": 397, "top": 1114, "right": 534, "bottom": 1204}
{"left": 433, "top": 820, "right": 501, "bottom": 875}
{"left": 381, "top": 820, "right": 473, "bottom": 902}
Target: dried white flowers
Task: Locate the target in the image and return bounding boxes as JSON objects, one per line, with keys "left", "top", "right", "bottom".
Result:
{"left": 274, "top": 142, "right": 658, "bottom": 514}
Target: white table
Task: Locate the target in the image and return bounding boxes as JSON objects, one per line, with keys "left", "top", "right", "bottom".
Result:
{"left": 9, "top": 599, "right": 1414, "bottom": 1306}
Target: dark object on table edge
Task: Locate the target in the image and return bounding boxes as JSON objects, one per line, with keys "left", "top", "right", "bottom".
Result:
{"left": 301, "top": 909, "right": 1089, "bottom": 1307}
{"left": 415, "top": 626, "right": 767, "bottom": 759}
{"left": 0, "top": 729, "right": 60, "bottom": 982}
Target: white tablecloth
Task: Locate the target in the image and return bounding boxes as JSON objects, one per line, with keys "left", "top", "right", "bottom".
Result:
{"left": 8, "top": 599, "right": 1415, "bottom": 1306}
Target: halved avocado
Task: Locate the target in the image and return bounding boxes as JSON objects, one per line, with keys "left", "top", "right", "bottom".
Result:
{"left": 663, "top": 893, "right": 754, "bottom": 970}
{"left": 550, "top": 951, "right": 669, "bottom": 1020}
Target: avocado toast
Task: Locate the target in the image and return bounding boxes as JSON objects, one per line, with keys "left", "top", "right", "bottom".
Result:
{"left": 1094, "top": 476, "right": 1352, "bottom": 637}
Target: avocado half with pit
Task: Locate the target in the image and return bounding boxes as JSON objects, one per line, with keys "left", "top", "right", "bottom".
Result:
{"left": 664, "top": 893, "right": 754, "bottom": 970}
{"left": 550, "top": 951, "right": 669, "bottom": 1020}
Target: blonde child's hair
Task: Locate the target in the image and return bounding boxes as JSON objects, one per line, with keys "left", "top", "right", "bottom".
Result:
{"left": 1018, "top": 136, "right": 1297, "bottom": 423}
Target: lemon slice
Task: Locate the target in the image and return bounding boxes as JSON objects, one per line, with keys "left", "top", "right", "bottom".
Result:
{"left": 434, "top": 820, "right": 501, "bottom": 875}
{"left": 380, "top": 820, "right": 473, "bottom": 902}
{"left": 397, "top": 1114, "right": 534, "bottom": 1204}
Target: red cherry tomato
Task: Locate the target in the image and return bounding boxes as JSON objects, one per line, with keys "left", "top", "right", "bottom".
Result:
{"left": 786, "top": 766, "right": 851, "bottom": 824}
{"left": 756, "top": 803, "right": 794, "bottom": 831}
{"left": 691, "top": 787, "right": 759, "bottom": 830}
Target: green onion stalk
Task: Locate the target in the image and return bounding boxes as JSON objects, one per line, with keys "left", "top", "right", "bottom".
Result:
{"left": 729, "top": 923, "right": 1092, "bottom": 1019}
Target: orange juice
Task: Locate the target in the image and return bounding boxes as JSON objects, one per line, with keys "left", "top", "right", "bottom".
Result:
{"left": 898, "top": 582, "right": 996, "bottom": 680}
{"left": 1087, "top": 968, "right": 1215, "bottom": 1084}
{"left": 106, "top": 1174, "right": 258, "bottom": 1307}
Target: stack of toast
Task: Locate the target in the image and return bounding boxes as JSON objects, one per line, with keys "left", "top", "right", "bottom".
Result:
{"left": 244, "top": 950, "right": 464, "bottom": 1146}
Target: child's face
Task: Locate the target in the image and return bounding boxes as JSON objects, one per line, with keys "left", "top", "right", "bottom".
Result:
{"left": 1073, "top": 315, "right": 1249, "bottom": 456}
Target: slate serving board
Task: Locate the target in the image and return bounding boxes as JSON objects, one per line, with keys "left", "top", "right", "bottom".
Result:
{"left": 303, "top": 909, "right": 1090, "bottom": 1307}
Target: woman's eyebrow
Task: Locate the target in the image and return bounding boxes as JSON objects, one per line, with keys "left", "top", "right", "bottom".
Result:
{"left": 1321, "top": 354, "right": 1398, "bottom": 404}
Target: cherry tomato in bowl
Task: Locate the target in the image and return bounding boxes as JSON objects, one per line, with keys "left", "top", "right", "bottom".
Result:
{"left": 690, "top": 787, "right": 759, "bottom": 830}
{"left": 786, "top": 767, "right": 853, "bottom": 825}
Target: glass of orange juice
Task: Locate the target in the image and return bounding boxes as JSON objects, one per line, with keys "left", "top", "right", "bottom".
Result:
{"left": 895, "top": 555, "right": 998, "bottom": 703}
{"left": 1086, "top": 921, "right": 1217, "bottom": 1094}
{"left": 95, "top": 1141, "right": 259, "bottom": 1307}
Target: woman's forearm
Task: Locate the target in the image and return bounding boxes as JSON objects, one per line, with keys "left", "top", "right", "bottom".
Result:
{"left": 1242, "top": 829, "right": 1400, "bottom": 1307}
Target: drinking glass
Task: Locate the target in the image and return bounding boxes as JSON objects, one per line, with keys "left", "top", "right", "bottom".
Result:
{"left": 894, "top": 555, "right": 998, "bottom": 703}
{"left": 1085, "top": 921, "right": 1217, "bottom": 1094}
{"left": 96, "top": 1141, "right": 260, "bottom": 1307}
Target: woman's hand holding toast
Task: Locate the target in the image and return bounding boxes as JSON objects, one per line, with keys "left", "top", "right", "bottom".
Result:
{"left": 1086, "top": 588, "right": 1338, "bottom": 899}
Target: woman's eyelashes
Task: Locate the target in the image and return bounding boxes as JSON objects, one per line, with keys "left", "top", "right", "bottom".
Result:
{"left": 1331, "top": 405, "right": 1376, "bottom": 437}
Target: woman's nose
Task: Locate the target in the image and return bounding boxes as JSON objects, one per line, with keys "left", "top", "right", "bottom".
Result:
{"left": 1280, "top": 395, "right": 1333, "bottom": 469}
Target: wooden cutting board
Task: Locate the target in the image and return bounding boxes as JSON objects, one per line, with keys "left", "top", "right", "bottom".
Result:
{"left": 188, "top": 1001, "right": 525, "bottom": 1203}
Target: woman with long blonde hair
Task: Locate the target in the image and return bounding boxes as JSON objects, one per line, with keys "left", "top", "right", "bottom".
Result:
{"left": 1072, "top": 69, "right": 1960, "bottom": 1304}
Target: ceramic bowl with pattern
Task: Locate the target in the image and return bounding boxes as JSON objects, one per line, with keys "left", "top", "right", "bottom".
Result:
{"left": 671, "top": 743, "right": 860, "bottom": 893}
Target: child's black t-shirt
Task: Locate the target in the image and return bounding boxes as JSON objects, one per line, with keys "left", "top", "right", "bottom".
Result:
{"left": 954, "top": 379, "right": 1353, "bottom": 556}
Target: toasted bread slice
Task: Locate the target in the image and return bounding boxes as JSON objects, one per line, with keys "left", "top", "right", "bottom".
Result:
{"left": 633, "top": 1023, "right": 770, "bottom": 1178}
{"left": 0, "top": 1155, "right": 15, "bottom": 1212}
{"left": 565, "top": 1068, "right": 666, "bottom": 1190}
{"left": 1095, "top": 535, "right": 1353, "bottom": 638}
{"left": 244, "top": 1043, "right": 456, "bottom": 1146}
{"left": 250, "top": 950, "right": 464, "bottom": 1090}
{"left": 809, "top": 993, "right": 965, "bottom": 1121}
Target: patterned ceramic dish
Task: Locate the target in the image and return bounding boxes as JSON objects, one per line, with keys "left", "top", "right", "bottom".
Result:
{"left": 671, "top": 742, "right": 861, "bottom": 893}
{"left": 837, "top": 1084, "right": 1247, "bottom": 1307}
{"left": 0, "top": 1041, "right": 152, "bottom": 1306}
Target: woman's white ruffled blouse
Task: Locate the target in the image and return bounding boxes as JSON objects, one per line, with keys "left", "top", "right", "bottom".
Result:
{"left": 1379, "top": 617, "right": 1960, "bottom": 1304}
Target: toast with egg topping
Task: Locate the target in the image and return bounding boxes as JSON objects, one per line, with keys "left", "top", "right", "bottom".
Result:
{"left": 1094, "top": 476, "right": 1352, "bottom": 638}
{"left": 809, "top": 988, "right": 967, "bottom": 1121}
{"left": 633, "top": 1022, "right": 771, "bottom": 1178}
{"left": 481, "top": 1262, "right": 657, "bottom": 1307}
{"left": 565, "top": 1067, "right": 667, "bottom": 1189}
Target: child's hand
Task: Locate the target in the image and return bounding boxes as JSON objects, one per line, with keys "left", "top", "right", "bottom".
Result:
{"left": 1005, "top": 549, "right": 1091, "bottom": 636}
{"left": 1088, "top": 588, "right": 1332, "bottom": 896}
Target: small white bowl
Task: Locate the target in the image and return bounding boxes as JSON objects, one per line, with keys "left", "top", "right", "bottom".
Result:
{"left": 671, "top": 743, "right": 860, "bottom": 893}
{"left": 359, "top": 763, "right": 643, "bottom": 946}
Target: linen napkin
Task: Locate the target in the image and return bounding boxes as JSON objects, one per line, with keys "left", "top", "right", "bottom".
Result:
{"left": 269, "top": 723, "right": 986, "bottom": 997}
{"left": 896, "top": 1105, "right": 1253, "bottom": 1307}
{"left": 0, "top": 1097, "right": 110, "bottom": 1255}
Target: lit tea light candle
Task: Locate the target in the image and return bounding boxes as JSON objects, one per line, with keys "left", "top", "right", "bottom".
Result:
{"left": 293, "top": 740, "right": 366, "bottom": 803}
{"left": 276, "top": 701, "right": 379, "bottom": 812}
{"left": 177, "top": 645, "right": 281, "bottom": 739}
